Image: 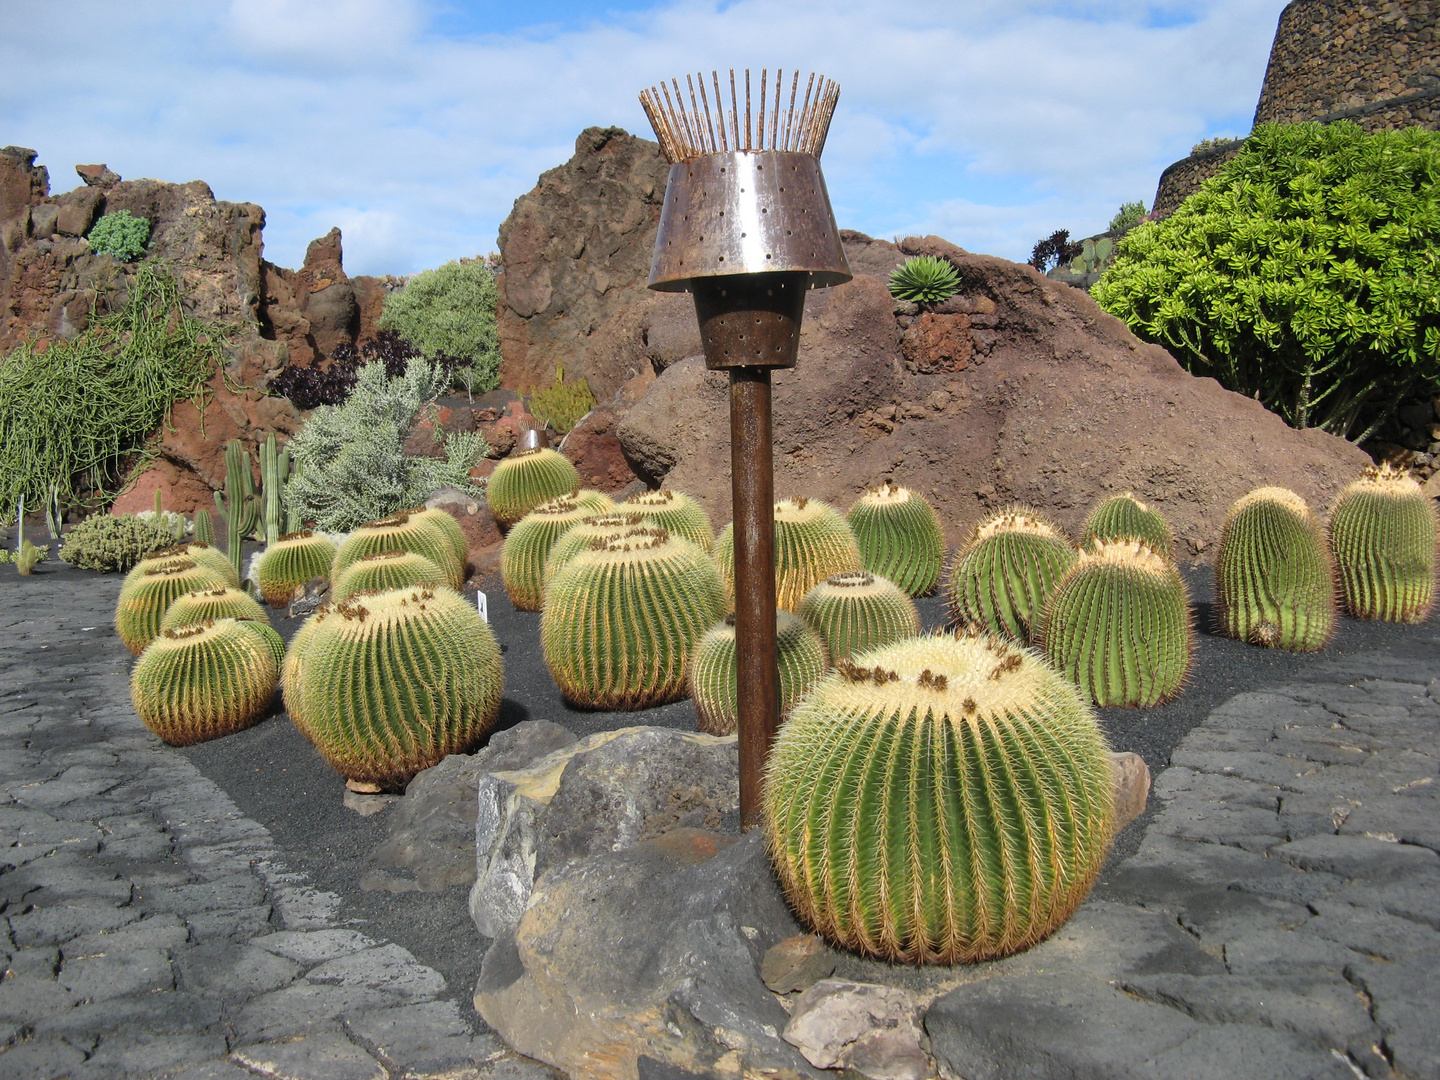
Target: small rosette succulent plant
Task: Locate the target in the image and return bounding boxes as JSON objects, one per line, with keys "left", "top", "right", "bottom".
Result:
{"left": 888, "top": 255, "right": 962, "bottom": 305}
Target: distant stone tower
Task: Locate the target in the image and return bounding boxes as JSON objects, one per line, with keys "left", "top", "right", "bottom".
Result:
{"left": 1152, "top": 0, "right": 1440, "bottom": 218}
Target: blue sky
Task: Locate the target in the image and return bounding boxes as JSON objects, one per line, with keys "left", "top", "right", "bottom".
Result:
{"left": 0, "top": 0, "right": 1288, "bottom": 276}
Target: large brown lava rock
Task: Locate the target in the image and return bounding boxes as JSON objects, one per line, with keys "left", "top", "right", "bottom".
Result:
{"left": 617, "top": 233, "right": 1372, "bottom": 559}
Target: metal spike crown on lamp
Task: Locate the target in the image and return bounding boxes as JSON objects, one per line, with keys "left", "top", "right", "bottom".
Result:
{"left": 640, "top": 69, "right": 852, "bottom": 829}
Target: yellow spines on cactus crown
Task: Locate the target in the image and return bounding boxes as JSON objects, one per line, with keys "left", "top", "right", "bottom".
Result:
{"left": 332, "top": 549, "right": 447, "bottom": 602}
{"left": 688, "top": 610, "right": 829, "bottom": 736}
{"left": 130, "top": 618, "right": 282, "bottom": 746}
{"left": 487, "top": 447, "right": 582, "bottom": 527}
{"left": 541, "top": 527, "right": 726, "bottom": 710}
{"left": 115, "top": 558, "right": 231, "bottom": 655}
{"left": 797, "top": 570, "right": 921, "bottom": 662}
{"left": 127, "top": 542, "right": 239, "bottom": 590}
{"left": 846, "top": 482, "right": 946, "bottom": 597}
{"left": 402, "top": 506, "right": 473, "bottom": 571}
{"left": 945, "top": 505, "right": 1076, "bottom": 644}
{"left": 1081, "top": 492, "right": 1174, "bottom": 559}
{"left": 542, "top": 512, "right": 647, "bottom": 585}
{"left": 332, "top": 511, "right": 464, "bottom": 591}
{"left": 160, "top": 586, "right": 269, "bottom": 633}
{"left": 622, "top": 488, "right": 716, "bottom": 553}
{"left": 1328, "top": 462, "right": 1439, "bottom": 623}
{"left": 715, "top": 496, "right": 864, "bottom": 612}
{"left": 502, "top": 492, "right": 616, "bottom": 611}
{"left": 763, "top": 629, "right": 1115, "bottom": 964}
{"left": 256, "top": 529, "right": 339, "bottom": 608}
{"left": 282, "top": 586, "right": 504, "bottom": 788}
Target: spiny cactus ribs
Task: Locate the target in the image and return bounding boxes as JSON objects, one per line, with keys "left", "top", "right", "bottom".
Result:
{"left": 1081, "top": 492, "right": 1174, "bottom": 559}
{"left": 130, "top": 542, "right": 239, "bottom": 590}
{"left": 159, "top": 586, "right": 268, "bottom": 633}
{"left": 846, "top": 482, "right": 946, "bottom": 597}
{"left": 115, "top": 558, "right": 231, "bottom": 655}
{"left": 945, "top": 506, "right": 1076, "bottom": 643}
{"left": 256, "top": 530, "right": 338, "bottom": 609}
{"left": 622, "top": 488, "right": 715, "bottom": 553}
{"left": 764, "top": 629, "right": 1115, "bottom": 964}
{"left": 797, "top": 570, "right": 920, "bottom": 662}
{"left": 688, "top": 611, "right": 828, "bottom": 736}
{"left": 332, "top": 511, "right": 464, "bottom": 590}
{"left": 1328, "top": 463, "right": 1439, "bottom": 623}
{"left": 333, "top": 549, "right": 446, "bottom": 602}
{"left": 486, "top": 447, "right": 581, "bottom": 527}
{"left": 716, "top": 496, "right": 863, "bottom": 612}
{"left": 501, "top": 491, "right": 618, "bottom": 612}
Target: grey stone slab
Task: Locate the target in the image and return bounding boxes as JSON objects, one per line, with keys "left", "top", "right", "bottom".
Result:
{"left": 1118, "top": 972, "right": 1376, "bottom": 1046}
{"left": 75, "top": 1030, "right": 228, "bottom": 1079}
{"left": 1167, "top": 749, "right": 1310, "bottom": 789}
{"left": 61, "top": 914, "right": 189, "bottom": 959}
{"left": 2, "top": 856, "right": 132, "bottom": 907}
{"left": 1270, "top": 832, "right": 1440, "bottom": 877}
{"left": 33, "top": 989, "right": 222, "bottom": 1039}
{"left": 476, "top": 1057, "right": 569, "bottom": 1080}
{"left": 8, "top": 902, "right": 141, "bottom": 947}
{"left": 306, "top": 944, "right": 447, "bottom": 1000}
{"left": 234, "top": 982, "right": 408, "bottom": 1044}
{"left": 59, "top": 947, "right": 173, "bottom": 1002}
{"left": 174, "top": 940, "right": 303, "bottom": 1002}
{"left": 0, "top": 1036, "right": 88, "bottom": 1079}
{"left": 1222, "top": 928, "right": 1361, "bottom": 977}
{"left": 1332, "top": 870, "right": 1440, "bottom": 930}
{"left": 4, "top": 946, "right": 59, "bottom": 978}
{"left": 141, "top": 871, "right": 266, "bottom": 913}
{"left": 1141, "top": 1024, "right": 1358, "bottom": 1080}
{"left": 0, "top": 974, "right": 80, "bottom": 1024}
{"left": 1167, "top": 889, "right": 1310, "bottom": 951}
{"left": 1110, "top": 834, "right": 1344, "bottom": 908}
{"left": 1306, "top": 900, "right": 1440, "bottom": 962}
{"left": 1341, "top": 796, "right": 1440, "bottom": 851}
{"left": 250, "top": 929, "right": 378, "bottom": 965}
{"left": 232, "top": 1033, "right": 387, "bottom": 1080}
{"left": 185, "top": 904, "right": 274, "bottom": 940}
{"left": 1344, "top": 950, "right": 1440, "bottom": 1080}
{"left": 169, "top": 1062, "right": 258, "bottom": 1080}
{"left": 345, "top": 1000, "right": 506, "bottom": 1072}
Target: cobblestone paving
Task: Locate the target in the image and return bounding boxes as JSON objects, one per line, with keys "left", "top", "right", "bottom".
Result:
{"left": 0, "top": 574, "right": 556, "bottom": 1080}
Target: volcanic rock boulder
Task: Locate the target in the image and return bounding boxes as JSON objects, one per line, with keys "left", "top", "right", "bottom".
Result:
{"left": 617, "top": 234, "right": 1372, "bottom": 558}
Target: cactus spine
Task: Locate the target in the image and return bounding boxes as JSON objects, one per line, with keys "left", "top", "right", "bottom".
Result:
{"left": 622, "top": 489, "right": 715, "bottom": 553}
{"left": 131, "top": 619, "right": 283, "bottom": 745}
{"left": 1033, "top": 539, "right": 1193, "bottom": 707}
{"left": 688, "top": 611, "right": 829, "bottom": 736}
{"left": 256, "top": 530, "right": 339, "bottom": 609}
{"left": 541, "top": 528, "right": 726, "bottom": 709}
{"left": 332, "top": 512, "right": 464, "bottom": 590}
{"left": 1081, "top": 492, "right": 1173, "bottom": 559}
{"left": 215, "top": 440, "right": 259, "bottom": 584}
{"left": 282, "top": 586, "right": 504, "bottom": 788}
{"left": 945, "top": 507, "right": 1076, "bottom": 643}
{"left": 404, "top": 505, "right": 478, "bottom": 576}
{"left": 764, "top": 630, "right": 1115, "bottom": 964}
{"left": 797, "top": 571, "right": 921, "bottom": 662}
{"left": 502, "top": 492, "right": 616, "bottom": 612}
{"left": 115, "top": 559, "right": 232, "bottom": 655}
{"left": 333, "top": 549, "right": 446, "bottom": 602}
{"left": 193, "top": 508, "right": 215, "bottom": 546}
{"left": 543, "top": 512, "right": 647, "bottom": 583}
{"left": 1216, "top": 487, "right": 1335, "bottom": 651}
{"left": 487, "top": 448, "right": 581, "bottom": 527}
{"left": 127, "top": 542, "right": 240, "bottom": 590}
{"left": 1328, "top": 463, "right": 1439, "bottom": 623}
{"left": 160, "top": 586, "right": 270, "bottom": 633}
{"left": 715, "top": 497, "right": 863, "bottom": 612}
{"left": 846, "top": 482, "right": 946, "bottom": 596}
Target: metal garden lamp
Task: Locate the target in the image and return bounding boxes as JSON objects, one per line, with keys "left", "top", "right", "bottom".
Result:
{"left": 639, "top": 69, "right": 852, "bottom": 827}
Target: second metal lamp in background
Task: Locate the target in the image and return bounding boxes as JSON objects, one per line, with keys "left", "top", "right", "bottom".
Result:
{"left": 639, "top": 70, "right": 852, "bottom": 828}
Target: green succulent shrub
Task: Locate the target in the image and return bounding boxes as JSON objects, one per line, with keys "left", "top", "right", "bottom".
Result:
{"left": 60, "top": 513, "right": 176, "bottom": 573}
{"left": 1094, "top": 121, "right": 1440, "bottom": 443}
{"left": 528, "top": 364, "right": 596, "bottom": 435}
{"left": 487, "top": 448, "right": 582, "bottom": 527}
{"left": 131, "top": 619, "right": 283, "bottom": 746}
{"left": 715, "top": 497, "right": 863, "bottom": 612}
{"left": 332, "top": 549, "right": 446, "bottom": 602}
{"left": 1328, "top": 463, "right": 1439, "bottom": 622}
{"left": 1108, "top": 200, "right": 1148, "bottom": 234}
{"left": 622, "top": 488, "right": 714, "bottom": 553}
{"left": 159, "top": 586, "right": 269, "bottom": 632}
{"left": 1, "top": 265, "right": 221, "bottom": 513}
{"left": 797, "top": 570, "right": 920, "bottom": 662}
{"left": 115, "top": 558, "right": 231, "bottom": 655}
{"left": 378, "top": 259, "right": 501, "bottom": 394}
{"left": 283, "top": 358, "right": 487, "bottom": 532}
{"left": 1033, "top": 539, "right": 1193, "bottom": 707}
{"left": 502, "top": 491, "right": 616, "bottom": 611}
{"left": 1191, "top": 136, "right": 1244, "bottom": 155}
{"left": 764, "top": 629, "right": 1115, "bottom": 963}
{"left": 1081, "top": 492, "right": 1174, "bottom": 558}
{"left": 944, "top": 507, "right": 1077, "bottom": 643}
{"left": 332, "top": 510, "right": 465, "bottom": 590}
{"left": 846, "top": 482, "right": 945, "bottom": 596}
{"left": 256, "top": 530, "right": 339, "bottom": 608}
{"left": 1216, "top": 487, "right": 1335, "bottom": 651}
{"left": 888, "top": 255, "right": 962, "bottom": 305}
{"left": 688, "top": 611, "right": 828, "bottom": 736}
{"left": 87, "top": 210, "right": 151, "bottom": 261}
{"left": 541, "top": 528, "right": 726, "bottom": 709}
{"left": 282, "top": 585, "right": 503, "bottom": 788}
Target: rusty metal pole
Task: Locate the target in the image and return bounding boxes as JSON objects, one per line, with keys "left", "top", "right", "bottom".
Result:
{"left": 639, "top": 69, "right": 851, "bottom": 829}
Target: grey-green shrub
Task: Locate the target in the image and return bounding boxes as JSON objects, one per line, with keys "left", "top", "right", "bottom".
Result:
{"left": 87, "top": 210, "right": 150, "bottom": 261}
{"left": 60, "top": 514, "right": 176, "bottom": 572}
{"left": 379, "top": 259, "right": 501, "bottom": 394}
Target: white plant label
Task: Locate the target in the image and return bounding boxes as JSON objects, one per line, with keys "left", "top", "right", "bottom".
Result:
{"left": 476, "top": 591, "right": 488, "bottom": 623}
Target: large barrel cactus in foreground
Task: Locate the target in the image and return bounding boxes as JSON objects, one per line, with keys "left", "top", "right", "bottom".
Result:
{"left": 332, "top": 511, "right": 464, "bottom": 590}
{"left": 501, "top": 492, "right": 616, "bottom": 611}
{"left": 765, "top": 630, "right": 1115, "bottom": 964}
{"left": 716, "top": 497, "right": 863, "bottom": 612}
{"left": 487, "top": 447, "right": 581, "bottom": 527}
{"left": 688, "top": 611, "right": 829, "bottom": 736}
{"left": 945, "top": 507, "right": 1076, "bottom": 643}
{"left": 542, "top": 528, "right": 725, "bottom": 709}
{"left": 1328, "top": 463, "right": 1439, "bottom": 623}
{"left": 1217, "top": 487, "right": 1335, "bottom": 651}
{"left": 797, "top": 570, "right": 920, "bottom": 662}
{"left": 116, "top": 559, "right": 231, "bottom": 655}
{"left": 1081, "top": 492, "right": 1174, "bottom": 560}
{"left": 256, "top": 530, "right": 338, "bottom": 608}
{"left": 131, "top": 618, "right": 284, "bottom": 745}
{"left": 1033, "top": 539, "right": 1192, "bottom": 707}
{"left": 282, "top": 586, "right": 503, "bottom": 788}
{"left": 846, "top": 482, "right": 946, "bottom": 596}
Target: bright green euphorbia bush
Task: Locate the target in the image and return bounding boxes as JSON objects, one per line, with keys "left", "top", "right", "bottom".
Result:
{"left": 1093, "top": 121, "right": 1440, "bottom": 442}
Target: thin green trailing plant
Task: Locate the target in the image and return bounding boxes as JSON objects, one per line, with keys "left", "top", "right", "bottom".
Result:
{"left": 0, "top": 263, "right": 223, "bottom": 513}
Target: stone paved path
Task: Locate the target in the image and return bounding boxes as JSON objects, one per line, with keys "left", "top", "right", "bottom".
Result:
{"left": 0, "top": 573, "right": 556, "bottom": 1080}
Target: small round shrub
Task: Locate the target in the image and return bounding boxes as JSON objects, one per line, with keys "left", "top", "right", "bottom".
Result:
{"left": 379, "top": 259, "right": 501, "bottom": 394}
{"left": 87, "top": 210, "right": 151, "bottom": 261}
{"left": 888, "top": 256, "right": 961, "bottom": 305}
{"left": 61, "top": 514, "right": 176, "bottom": 573}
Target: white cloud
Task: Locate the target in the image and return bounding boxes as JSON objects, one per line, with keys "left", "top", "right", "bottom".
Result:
{"left": 0, "top": 0, "right": 1289, "bottom": 274}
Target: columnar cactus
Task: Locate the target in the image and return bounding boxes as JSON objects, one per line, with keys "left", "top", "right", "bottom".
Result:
{"left": 160, "top": 586, "right": 269, "bottom": 633}
{"left": 543, "top": 512, "right": 647, "bottom": 583}
{"left": 487, "top": 448, "right": 581, "bottom": 527}
{"left": 130, "top": 618, "right": 284, "bottom": 745}
{"left": 541, "top": 528, "right": 726, "bottom": 709}
{"left": 846, "top": 482, "right": 946, "bottom": 596}
{"left": 1032, "top": 539, "right": 1193, "bottom": 707}
{"left": 715, "top": 497, "right": 863, "bottom": 612}
{"left": 764, "top": 630, "right": 1115, "bottom": 964}
{"left": 1217, "top": 487, "right": 1335, "bottom": 651}
{"left": 332, "top": 549, "right": 447, "bottom": 602}
{"left": 622, "top": 489, "right": 715, "bottom": 553}
{"left": 1081, "top": 492, "right": 1174, "bottom": 559}
{"left": 256, "top": 530, "right": 339, "bottom": 609}
{"left": 502, "top": 492, "right": 617, "bottom": 612}
{"left": 797, "top": 571, "right": 921, "bottom": 662}
{"left": 688, "top": 611, "right": 829, "bottom": 736}
{"left": 944, "top": 507, "right": 1076, "bottom": 643}
{"left": 332, "top": 512, "right": 464, "bottom": 590}
{"left": 115, "top": 559, "right": 231, "bottom": 655}
{"left": 128, "top": 542, "right": 239, "bottom": 589}
{"left": 1328, "top": 463, "right": 1439, "bottom": 623}
{"left": 282, "top": 586, "right": 504, "bottom": 788}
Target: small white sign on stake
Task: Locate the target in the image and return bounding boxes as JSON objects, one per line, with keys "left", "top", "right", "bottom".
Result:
{"left": 476, "top": 590, "right": 488, "bottom": 623}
